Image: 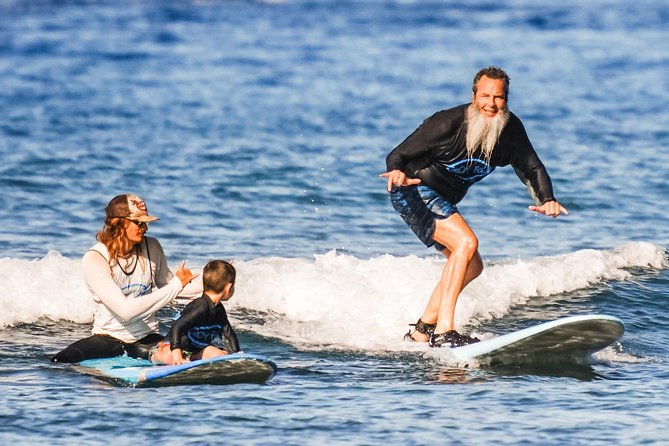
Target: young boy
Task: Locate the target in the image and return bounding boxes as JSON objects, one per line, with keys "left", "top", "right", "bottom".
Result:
{"left": 150, "top": 259, "right": 240, "bottom": 365}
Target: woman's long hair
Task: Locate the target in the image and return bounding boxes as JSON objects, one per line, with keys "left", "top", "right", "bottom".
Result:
{"left": 97, "top": 217, "right": 131, "bottom": 265}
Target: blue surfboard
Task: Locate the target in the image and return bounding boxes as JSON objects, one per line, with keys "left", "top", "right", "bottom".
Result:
{"left": 451, "top": 314, "right": 624, "bottom": 367}
{"left": 75, "top": 352, "right": 277, "bottom": 387}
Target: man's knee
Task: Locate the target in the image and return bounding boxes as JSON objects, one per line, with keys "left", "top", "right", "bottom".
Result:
{"left": 453, "top": 234, "right": 479, "bottom": 259}
{"left": 433, "top": 217, "right": 479, "bottom": 257}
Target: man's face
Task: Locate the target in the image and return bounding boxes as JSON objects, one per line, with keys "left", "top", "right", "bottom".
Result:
{"left": 472, "top": 76, "right": 507, "bottom": 118}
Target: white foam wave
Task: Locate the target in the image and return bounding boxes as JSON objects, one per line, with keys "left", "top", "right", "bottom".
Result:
{"left": 592, "top": 344, "right": 652, "bottom": 365}
{"left": 0, "top": 251, "right": 94, "bottom": 329}
{"left": 2, "top": 242, "right": 666, "bottom": 359}
{"left": 230, "top": 241, "right": 667, "bottom": 351}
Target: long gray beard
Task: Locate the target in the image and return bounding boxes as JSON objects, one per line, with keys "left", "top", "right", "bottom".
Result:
{"left": 465, "top": 104, "right": 509, "bottom": 162}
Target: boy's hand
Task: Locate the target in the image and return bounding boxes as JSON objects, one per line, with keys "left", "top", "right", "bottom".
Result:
{"left": 170, "top": 348, "right": 188, "bottom": 365}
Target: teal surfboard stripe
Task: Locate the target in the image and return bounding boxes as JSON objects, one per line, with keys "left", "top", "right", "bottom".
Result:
{"left": 142, "top": 352, "right": 276, "bottom": 381}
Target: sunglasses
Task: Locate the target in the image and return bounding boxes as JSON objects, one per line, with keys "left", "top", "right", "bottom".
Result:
{"left": 127, "top": 219, "right": 149, "bottom": 228}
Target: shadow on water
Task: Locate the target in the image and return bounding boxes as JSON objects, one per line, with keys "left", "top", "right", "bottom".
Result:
{"left": 272, "top": 346, "right": 607, "bottom": 385}
{"left": 423, "top": 363, "right": 603, "bottom": 384}
{"left": 486, "top": 363, "right": 602, "bottom": 381}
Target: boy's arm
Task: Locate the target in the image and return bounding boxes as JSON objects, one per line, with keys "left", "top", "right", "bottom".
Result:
{"left": 222, "top": 325, "right": 240, "bottom": 353}
{"left": 169, "top": 300, "right": 202, "bottom": 352}
{"left": 220, "top": 308, "right": 240, "bottom": 353}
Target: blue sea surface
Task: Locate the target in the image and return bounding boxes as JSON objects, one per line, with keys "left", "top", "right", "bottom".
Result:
{"left": 1, "top": 1, "right": 669, "bottom": 445}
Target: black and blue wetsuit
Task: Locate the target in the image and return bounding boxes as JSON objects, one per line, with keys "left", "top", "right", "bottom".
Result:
{"left": 169, "top": 294, "right": 240, "bottom": 354}
{"left": 386, "top": 104, "right": 556, "bottom": 205}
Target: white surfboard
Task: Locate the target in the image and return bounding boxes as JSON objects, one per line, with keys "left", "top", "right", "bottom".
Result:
{"left": 75, "top": 352, "right": 277, "bottom": 387}
{"left": 451, "top": 314, "right": 624, "bottom": 367}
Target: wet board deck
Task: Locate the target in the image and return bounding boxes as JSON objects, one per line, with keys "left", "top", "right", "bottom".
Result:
{"left": 451, "top": 314, "right": 625, "bottom": 367}
{"left": 75, "top": 352, "right": 277, "bottom": 387}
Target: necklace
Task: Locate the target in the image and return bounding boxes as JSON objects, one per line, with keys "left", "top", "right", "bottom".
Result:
{"left": 117, "top": 245, "right": 140, "bottom": 276}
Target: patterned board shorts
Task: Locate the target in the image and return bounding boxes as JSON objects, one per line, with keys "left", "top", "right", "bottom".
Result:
{"left": 389, "top": 185, "right": 459, "bottom": 252}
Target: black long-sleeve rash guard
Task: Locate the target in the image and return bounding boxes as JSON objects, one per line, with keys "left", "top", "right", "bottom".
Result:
{"left": 385, "top": 104, "right": 556, "bottom": 205}
{"left": 168, "top": 294, "right": 240, "bottom": 354}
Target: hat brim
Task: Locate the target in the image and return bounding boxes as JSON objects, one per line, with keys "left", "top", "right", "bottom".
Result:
{"left": 131, "top": 215, "right": 160, "bottom": 223}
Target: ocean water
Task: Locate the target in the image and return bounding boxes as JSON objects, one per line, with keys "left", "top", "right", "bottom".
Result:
{"left": 1, "top": 0, "right": 669, "bottom": 444}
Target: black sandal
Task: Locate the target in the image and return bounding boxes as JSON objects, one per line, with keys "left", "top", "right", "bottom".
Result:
{"left": 429, "top": 330, "right": 481, "bottom": 348}
{"left": 403, "top": 319, "right": 437, "bottom": 342}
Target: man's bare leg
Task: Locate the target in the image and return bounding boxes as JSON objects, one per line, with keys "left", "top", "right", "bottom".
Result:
{"left": 408, "top": 214, "right": 483, "bottom": 341}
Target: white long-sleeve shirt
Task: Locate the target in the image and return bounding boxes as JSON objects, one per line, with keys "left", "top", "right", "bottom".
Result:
{"left": 82, "top": 236, "right": 202, "bottom": 343}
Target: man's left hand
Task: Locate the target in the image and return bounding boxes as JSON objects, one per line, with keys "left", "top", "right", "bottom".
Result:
{"left": 529, "top": 200, "right": 568, "bottom": 218}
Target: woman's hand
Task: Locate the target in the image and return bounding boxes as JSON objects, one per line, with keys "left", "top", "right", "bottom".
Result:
{"left": 175, "top": 261, "right": 199, "bottom": 287}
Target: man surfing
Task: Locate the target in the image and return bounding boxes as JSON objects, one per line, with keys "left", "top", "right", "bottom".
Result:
{"left": 381, "top": 66, "right": 568, "bottom": 348}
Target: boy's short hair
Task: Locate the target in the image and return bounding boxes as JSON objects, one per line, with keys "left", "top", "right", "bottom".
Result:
{"left": 202, "top": 260, "right": 236, "bottom": 293}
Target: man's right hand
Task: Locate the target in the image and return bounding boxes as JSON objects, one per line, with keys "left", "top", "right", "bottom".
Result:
{"left": 379, "top": 169, "right": 422, "bottom": 192}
